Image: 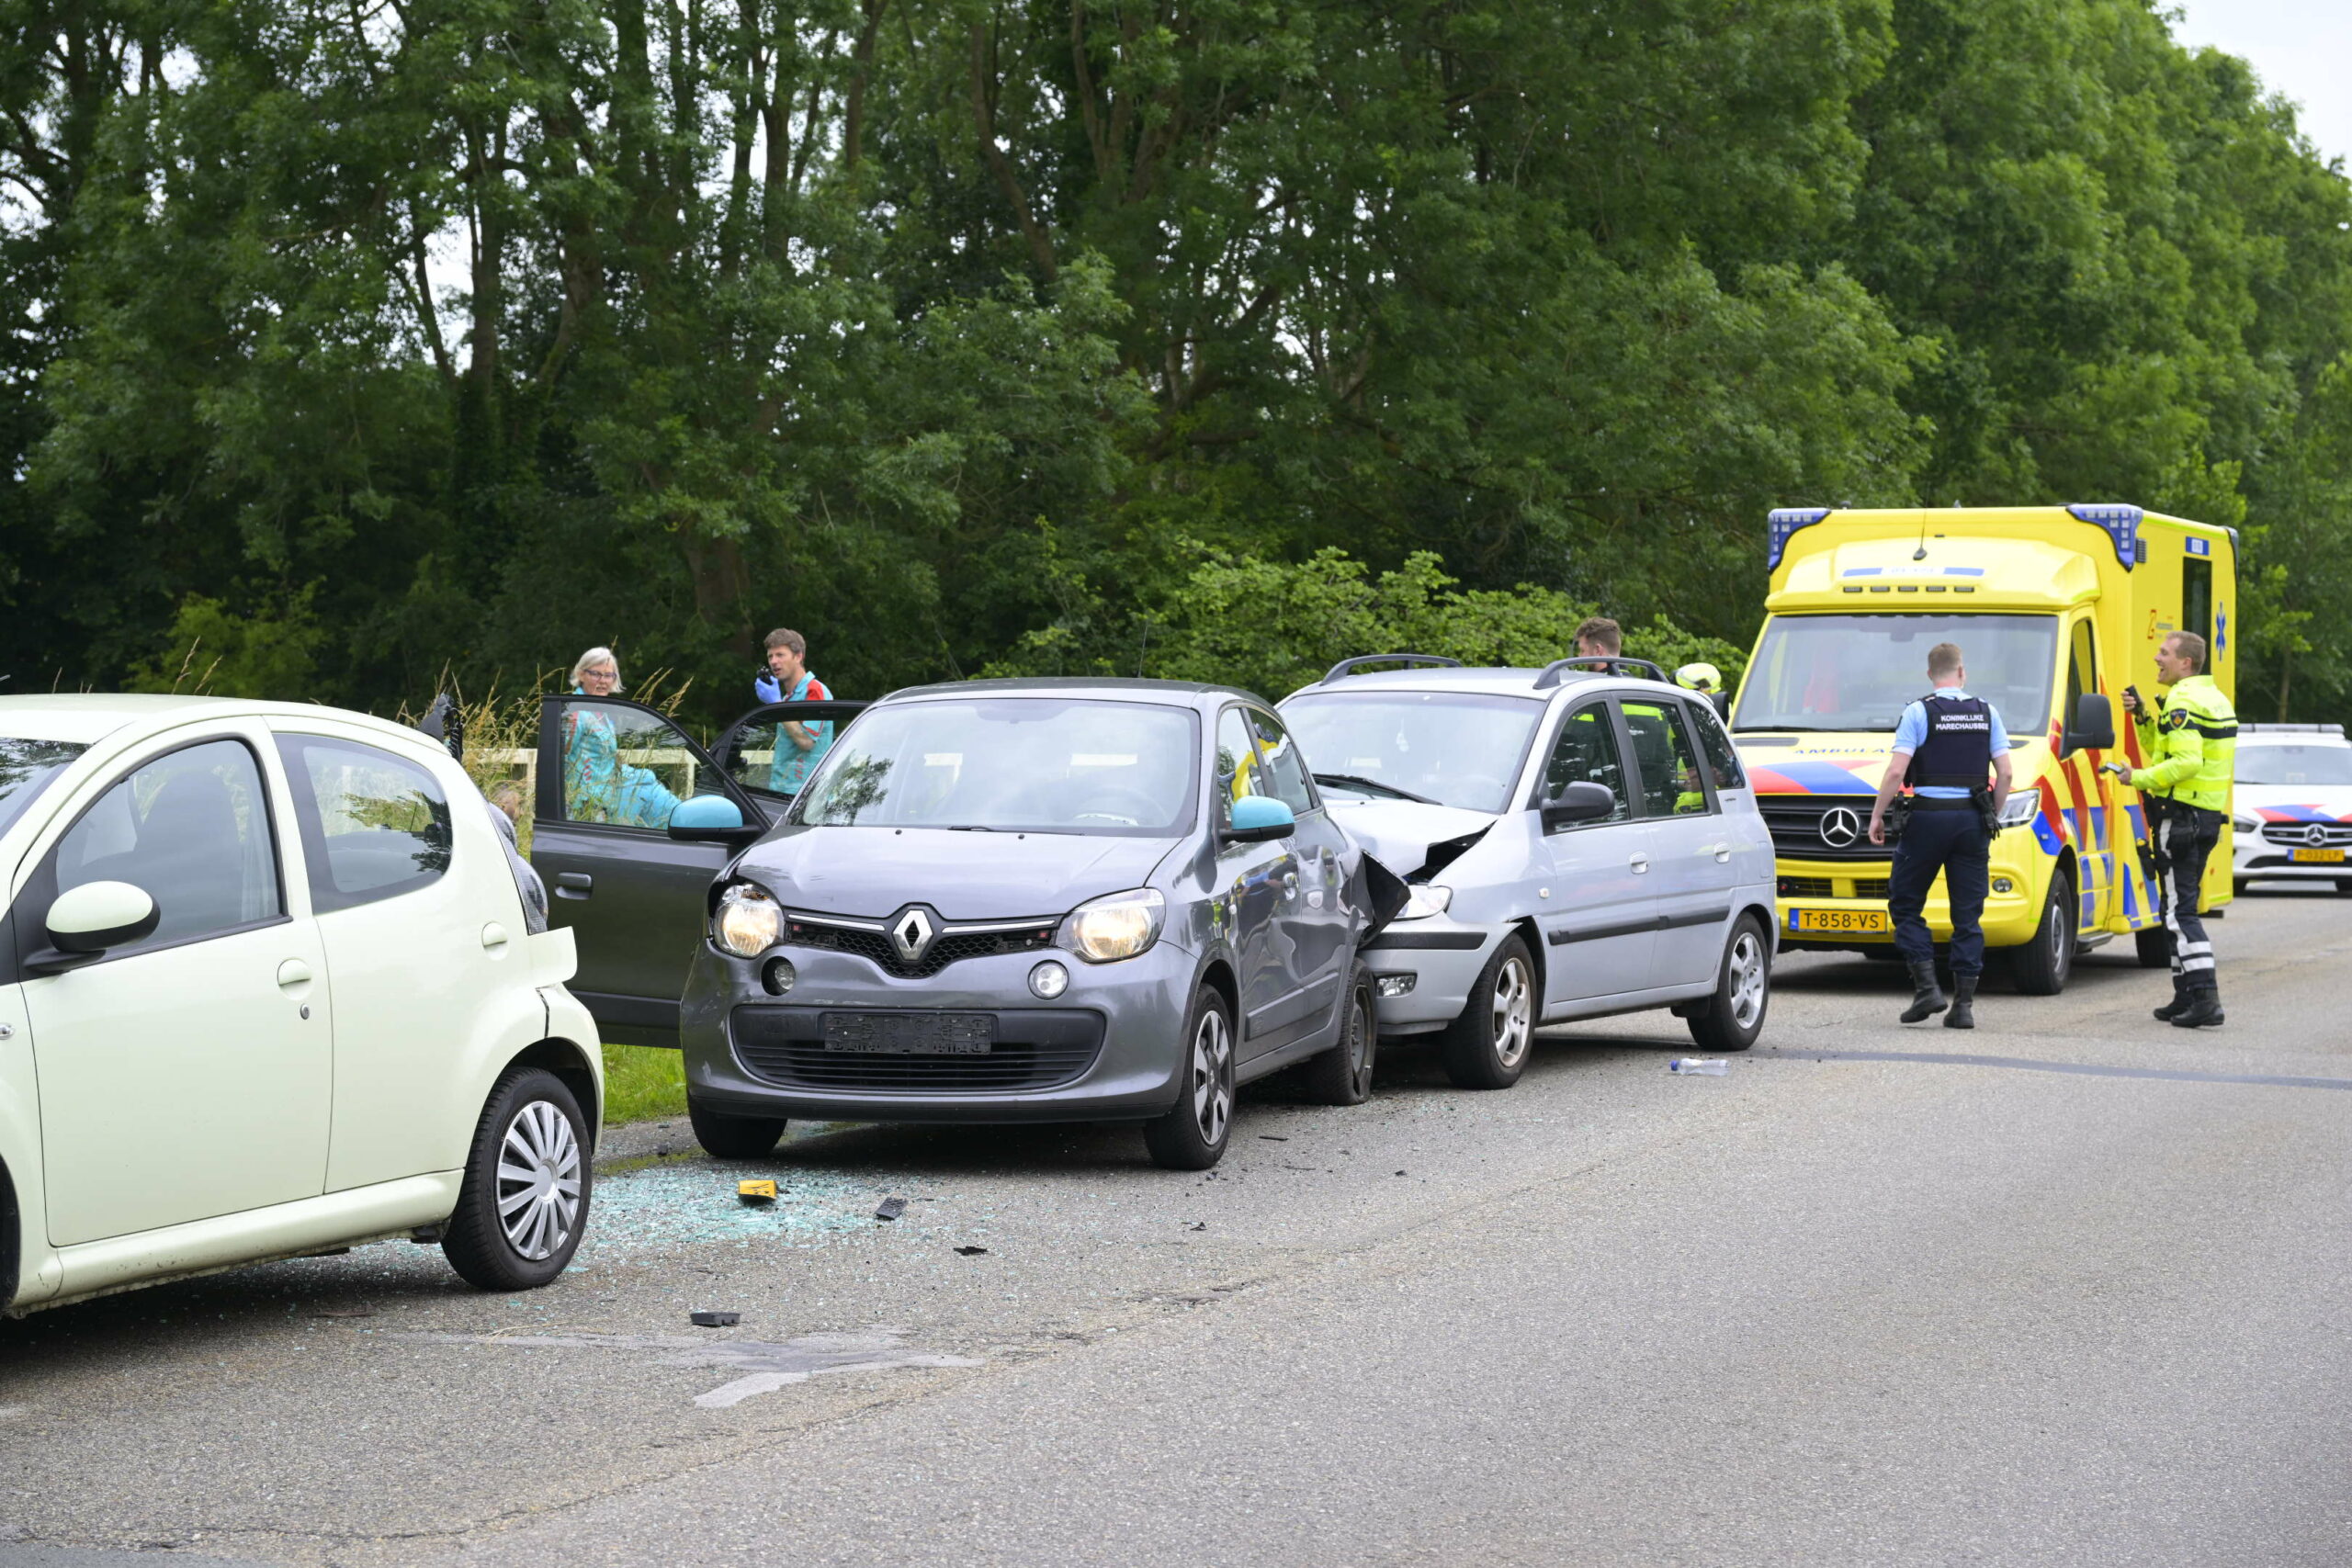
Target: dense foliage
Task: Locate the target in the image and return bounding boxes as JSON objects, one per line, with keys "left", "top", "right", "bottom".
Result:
{"left": 3, "top": 0, "right": 2348, "bottom": 725}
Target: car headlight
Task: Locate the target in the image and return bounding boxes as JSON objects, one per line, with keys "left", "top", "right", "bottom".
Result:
{"left": 1058, "top": 888, "right": 1166, "bottom": 964}
{"left": 2233, "top": 813, "right": 2257, "bottom": 832}
{"left": 714, "top": 882, "right": 782, "bottom": 957}
{"left": 1996, "top": 788, "right": 2040, "bottom": 829}
{"left": 1397, "top": 884, "right": 1453, "bottom": 920}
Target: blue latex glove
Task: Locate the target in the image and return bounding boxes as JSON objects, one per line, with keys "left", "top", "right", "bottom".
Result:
{"left": 754, "top": 673, "right": 783, "bottom": 704}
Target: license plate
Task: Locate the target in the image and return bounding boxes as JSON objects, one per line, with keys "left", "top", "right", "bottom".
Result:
{"left": 2290, "top": 848, "right": 2346, "bottom": 864}
{"left": 1788, "top": 908, "right": 1892, "bottom": 934}
{"left": 821, "top": 1012, "right": 996, "bottom": 1055}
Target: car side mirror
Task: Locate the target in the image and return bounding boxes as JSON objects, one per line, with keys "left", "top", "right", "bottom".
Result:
{"left": 30, "top": 880, "right": 161, "bottom": 974}
{"left": 667, "top": 794, "right": 761, "bottom": 846}
{"left": 2063, "top": 693, "right": 2116, "bottom": 758}
{"left": 1223, "top": 795, "right": 1295, "bottom": 843}
{"left": 1539, "top": 781, "right": 1618, "bottom": 831}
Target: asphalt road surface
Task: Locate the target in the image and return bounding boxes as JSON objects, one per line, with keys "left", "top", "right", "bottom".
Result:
{"left": 5, "top": 888, "right": 2348, "bottom": 1567}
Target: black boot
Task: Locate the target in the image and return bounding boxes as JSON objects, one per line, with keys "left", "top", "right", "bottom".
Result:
{"left": 1943, "top": 974, "right": 1977, "bottom": 1030}
{"left": 1899, "top": 960, "right": 1948, "bottom": 1023}
{"left": 2170, "top": 985, "right": 2224, "bottom": 1029}
{"left": 2153, "top": 976, "right": 2190, "bottom": 1022}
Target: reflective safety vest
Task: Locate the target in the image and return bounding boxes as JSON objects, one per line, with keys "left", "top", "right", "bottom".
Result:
{"left": 2132, "top": 673, "right": 2236, "bottom": 814}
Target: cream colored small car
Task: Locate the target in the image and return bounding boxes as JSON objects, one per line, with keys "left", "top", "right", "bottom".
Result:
{"left": 0, "top": 695, "right": 602, "bottom": 1314}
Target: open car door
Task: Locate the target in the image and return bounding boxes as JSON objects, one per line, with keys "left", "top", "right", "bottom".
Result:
{"left": 530, "top": 695, "right": 766, "bottom": 1048}
{"left": 708, "top": 700, "right": 870, "bottom": 821}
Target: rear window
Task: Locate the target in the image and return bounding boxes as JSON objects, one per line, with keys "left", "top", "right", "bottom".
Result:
{"left": 275, "top": 735, "right": 455, "bottom": 912}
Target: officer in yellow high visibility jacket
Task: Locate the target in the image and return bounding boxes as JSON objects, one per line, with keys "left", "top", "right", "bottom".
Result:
{"left": 2109, "top": 630, "right": 2236, "bottom": 1028}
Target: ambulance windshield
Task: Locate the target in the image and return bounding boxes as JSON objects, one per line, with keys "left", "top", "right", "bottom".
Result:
{"left": 1734, "top": 614, "right": 2057, "bottom": 735}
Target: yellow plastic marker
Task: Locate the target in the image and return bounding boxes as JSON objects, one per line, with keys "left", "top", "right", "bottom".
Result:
{"left": 737, "top": 1179, "right": 777, "bottom": 1204}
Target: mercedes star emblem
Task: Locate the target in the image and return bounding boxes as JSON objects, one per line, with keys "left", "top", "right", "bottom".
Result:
{"left": 890, "top": 906, "right": 936, "bottom": 963}
{"left": 1819, "top": 807, "right": 1863, "bottom": 849}
{"left": 2306, "top": 824, "right": 2330, "bottom": 849}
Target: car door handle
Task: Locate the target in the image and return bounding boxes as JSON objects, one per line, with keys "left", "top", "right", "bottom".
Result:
{"left": 1629, "top": 853, "right": 1650, "bottom": 874}
{"left": 555, "top": 874, "right": 593, "bottom": 899}
{"left": 1707, "top": 842, "right": 1731, "bottom": 863}
{"left": 276, "top": 959, "right": 312, "bottom": 993}
{"left": 481, "top": 922, "right": 510, "bottom": 953}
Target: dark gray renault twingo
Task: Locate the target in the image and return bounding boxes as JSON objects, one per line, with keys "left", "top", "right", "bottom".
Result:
{"left": 662, "top": 680, "right": 1396, "bottom": 1169}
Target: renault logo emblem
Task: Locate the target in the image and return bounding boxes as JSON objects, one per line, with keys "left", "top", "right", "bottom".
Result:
{"left": 1819, "top": 807, "right": 1863, "bottom": 849}
{"left": 889, "top": 906, "right": 936, "bottom": 963}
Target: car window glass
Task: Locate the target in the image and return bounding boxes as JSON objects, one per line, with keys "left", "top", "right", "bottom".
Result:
{"left": 1542, "top": 705, "right": 1631, "bottom": 829}
{"left": 557, "top": 701, "right": 719, "bottom": 829}
{"left": 1216, "top": 708, "right": 1270, "bottom": 829}
{"left": 1623, "top": 700, "right": 1713, "bottom": 818}
{"left": 0, "top": 738, "right": 85, "bottom": 839}
{"left": 2064, "top": 616, "right": 2097, "bottom": 723}
{"left": 51, "top": 739, "right": 282, "bottom": 949}
{"left": 1246, "top": 708, "right": 1316, "bottom": 814}
{"left": 276, "top": 736, "right": 453, "bottom": 913}
{"left": 1690, "top": 700, "right": 1746, "bottom": 791}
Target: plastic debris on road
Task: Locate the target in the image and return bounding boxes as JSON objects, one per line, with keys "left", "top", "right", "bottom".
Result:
{"left": 690, "top": 1310, "right": 741, "bottom": 1327}
{"left": 1668, "top": 1057, "right": 1730, "bottom": 1076}
{"left": 737, "top": 1180, "right": 777, "bottom": 1205}
{"left": 874, "top": 1197, "right": 908, "bottom": 1222}
{"left": 954, "top": 1246, "right": 989, "bottom": 1256}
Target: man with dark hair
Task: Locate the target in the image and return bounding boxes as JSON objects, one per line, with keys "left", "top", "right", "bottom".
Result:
{"left": 1573, "top": 617, "right": 1623, "bottom": 659}
{"left": 2109, "top": 630, "right": 2234, "bottom": 1028}
{"left": 1867, "top": 641, "right": 2014, "bottom": 1029}
{"left": 753, "top": 627, "right": 833, "bottom": 795}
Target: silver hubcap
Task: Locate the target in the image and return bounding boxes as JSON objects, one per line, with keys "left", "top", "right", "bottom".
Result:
{"left": 1490, "top": 956, "right": 1532, "bottom": 1068}
{"left": 1728, "top": 931, "right": 1767, "bottom": 1029}
{"left": 1191, "top": 1009, "right": 1234, "bottom": 1145}
{"left": 2049, "top": 890, "right": 2070, "bottom": 974}
{"left": 496, "top": 1100, "right": 582, "bottom": 1261}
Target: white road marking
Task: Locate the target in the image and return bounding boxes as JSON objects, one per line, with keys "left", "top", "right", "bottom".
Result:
{"left": 398, "top": 1325, "right": 981, "bottom": 1408}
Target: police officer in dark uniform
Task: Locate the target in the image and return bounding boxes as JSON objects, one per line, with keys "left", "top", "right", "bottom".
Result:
{"left": 1866, "top": 641, "right": 2015, "bottom": 1029}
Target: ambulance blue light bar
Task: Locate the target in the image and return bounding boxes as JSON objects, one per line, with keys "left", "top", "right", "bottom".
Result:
{"left": 2065, "top": 502, "right": 2143, "bottom": 570}
{"left": 1766, "top": 507, "right": 1832, "bottom": 570}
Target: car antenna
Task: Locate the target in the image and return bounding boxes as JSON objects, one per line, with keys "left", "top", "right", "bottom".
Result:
{"left": 1913, "top": 508, "right": 1932, "bottom": 561}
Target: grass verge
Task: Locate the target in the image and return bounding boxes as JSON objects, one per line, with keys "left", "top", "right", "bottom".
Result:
{"left": 601, "top": 1043, "right": 688, "bottom": 1124}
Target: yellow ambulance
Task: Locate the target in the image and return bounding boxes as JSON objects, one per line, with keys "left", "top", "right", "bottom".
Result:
{"left": 1728, "top": 504, "right": 2236, "bottom": 992}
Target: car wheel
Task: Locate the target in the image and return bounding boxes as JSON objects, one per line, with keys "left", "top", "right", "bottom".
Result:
{"left": 1144, "top": 984, "right": 1237, "bottom": 1171}
{"left": 2336, "top": 876, "right": 2352, "bottom": 896}
{"left": 687, "top": 1097, "right": 788, "bottom": 1160}
{"left": 1685, "top": 917, "right": 1770, "bottom": 1053}
{"left": 1439, "top": 933, "right": 1536, "bottom": 1090}
{"left": 1299, "top": 961, "right": 1378, "bottom": 1107}
{"left": 2007, "top": 870, "right": 2075, "bottom": 996}
{"left": 2133, "top": 925, "right": 2171, "bottom": 969}
{"left": 442, "top": 1067, "right": 592, "bottom": 1292}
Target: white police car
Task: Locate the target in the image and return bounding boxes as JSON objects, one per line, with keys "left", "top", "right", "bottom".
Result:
{"left": 2232, "top": 723, "right": 2352, "bottom": 895}
{"left": 1280, "top": 657, "right": 1779, "bottom": 1087}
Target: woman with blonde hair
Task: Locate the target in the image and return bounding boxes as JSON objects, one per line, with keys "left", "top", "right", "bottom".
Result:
{"left": 560, "top": 646, "right": 680, "bottom": 827}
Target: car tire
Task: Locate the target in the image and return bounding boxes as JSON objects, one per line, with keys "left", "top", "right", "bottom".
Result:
{"left": 1298, "top": 961, "right": 1378, "bottom": 1107}
{"left": 442, "top": 1067, "right": 593, "bottom": 1292}
{"left": 2007, "top": 870, "right": 2075, "bottom": 996}
{"left": 688, "top": 1097, "right": 787, "bottom": 1160}
{"left": 1439, "top": 933, "right": 1536, "bottom": 1090}
{"left": 2133, "top": 926, "right": 2171, "bottom": 968}
{"left": 1685, "top": 916, "right": 1770, "bottom": 1054}
{"left": 2337, "top": 877, "right": 2352, "bottom": 897}
{"left": 1144, "top": 984, "right": 1237, "bottom": 1170}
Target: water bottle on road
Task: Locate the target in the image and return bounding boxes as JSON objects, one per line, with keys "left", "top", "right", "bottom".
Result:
{"left": 1668, "top": 1058, "right": 1729, "bottom": 1076}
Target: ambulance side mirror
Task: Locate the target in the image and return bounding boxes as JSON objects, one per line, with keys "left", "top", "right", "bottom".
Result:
{"left": 2064, "top": 694, "right": 2116, "bottom": 759}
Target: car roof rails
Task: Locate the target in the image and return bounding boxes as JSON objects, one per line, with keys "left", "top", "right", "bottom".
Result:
{"left": 1318, "top": 653, "right": 1465, "bottom": 684}
{"left": 2241, "top": 722, "right": 2346, "bottom": 736}
{"left": 1532, "top": 656, "right": 1674, "bottom": 690}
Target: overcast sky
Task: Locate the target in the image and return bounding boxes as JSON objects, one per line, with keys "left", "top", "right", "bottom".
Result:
{"left": 2169, "top": 1, "right": 2352, "bottom": 169}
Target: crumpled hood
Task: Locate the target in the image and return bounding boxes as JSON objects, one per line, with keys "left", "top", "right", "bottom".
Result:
{"left": 1326, "top": 799, "right": 1498, "bottom": 881}
{"left": 738, "top": 825, "right": 1178, "bottom": 920}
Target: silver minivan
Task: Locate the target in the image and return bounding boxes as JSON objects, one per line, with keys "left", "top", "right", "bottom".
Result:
{"left": 1280, "top": 657, "right": 1779, "bottom": 1087}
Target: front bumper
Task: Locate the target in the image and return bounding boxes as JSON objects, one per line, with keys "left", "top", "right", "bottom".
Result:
{"left": 1358, "top": 918, "right": 1500, "bottom": 1033}
{"left": 1770, "top": 854, "right": 2041, "bottom": 951}
{"left": 680, "top": 938, "right": 1197, "bottom": 1123}
{"left": 2234, "top": 840, "right": 2350, "bottom": 884}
